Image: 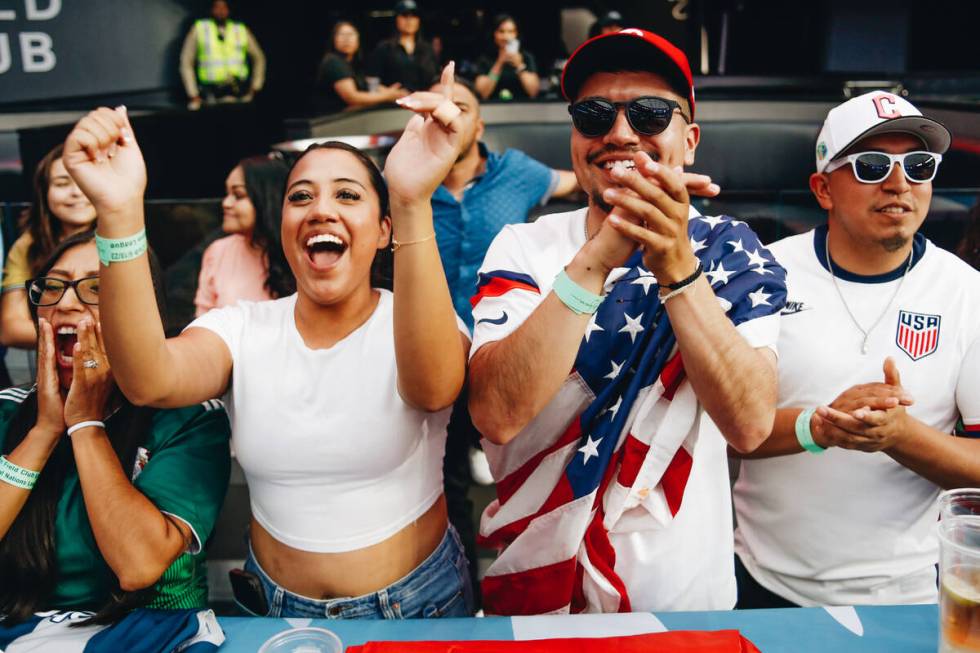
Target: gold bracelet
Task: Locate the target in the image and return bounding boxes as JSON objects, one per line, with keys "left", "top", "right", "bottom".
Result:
{"left": 391, "top": 233, "right": 436, "bottom": 252}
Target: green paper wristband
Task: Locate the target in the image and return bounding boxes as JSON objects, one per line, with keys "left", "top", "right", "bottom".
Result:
{"left": 0, "top": 455, "right": 40, "bottom": 490}
{"left": 95, "top": 229, "right": 148, "bottom": 267}
{"left": 553, "top": 269, "right": 603, "bottom": 315}
{"left": 795, "top": 407, "right": 824, "bottom": 454}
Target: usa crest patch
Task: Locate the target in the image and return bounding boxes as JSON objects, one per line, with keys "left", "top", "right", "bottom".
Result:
{"left": 895, "top": 310, "right": 941, "bottom": 361}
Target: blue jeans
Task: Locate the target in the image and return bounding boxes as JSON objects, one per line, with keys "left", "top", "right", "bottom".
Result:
{"left": 237, "top": 526, "right": 474, "bottom": 619}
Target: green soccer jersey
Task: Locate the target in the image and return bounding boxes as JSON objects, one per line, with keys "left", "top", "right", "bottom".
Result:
{"left": 0, "top": 386, "right": 231, "bottom": 611}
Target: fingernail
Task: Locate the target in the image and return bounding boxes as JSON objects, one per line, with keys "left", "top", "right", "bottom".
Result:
{"left": 646, "top": 161, "right": 659, "bottom": 173}
{"left": 708, "top": 183, "right": 721, "bottom": 194}
{"left": 121, "top": 129, "right": 133, "bottom": 143}
{"left": 604, "top": 188, "right": 618, "bottom": 199}
{"left": 608, "top": 215, "right": 621, "bottom": 225}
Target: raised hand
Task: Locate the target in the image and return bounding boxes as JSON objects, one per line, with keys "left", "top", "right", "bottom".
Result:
{"left": 63, "top": 319, "right": 114, "bottom": 428}
{"left": 35, "top": 318, "right": 66, "bottom": 438}
{"left": 384, "top": 62, "right": 464, "bottom": 206}
{"left": 62, "top": 106, "right": 147, "bottom": 216}
{"left": 602, "top": 151, "right": 699, "bottom": 285}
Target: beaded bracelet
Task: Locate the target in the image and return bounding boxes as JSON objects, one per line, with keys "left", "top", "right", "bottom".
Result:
{"left": 0, "top": 455, "right": 40, "bottom": 490}
{"left": 95, "top": 229, "right": 148, "bottom": 267}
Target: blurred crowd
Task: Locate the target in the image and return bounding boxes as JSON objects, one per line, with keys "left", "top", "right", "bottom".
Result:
{"left": 180, "top": 0, "right": 628, "bottom": 114}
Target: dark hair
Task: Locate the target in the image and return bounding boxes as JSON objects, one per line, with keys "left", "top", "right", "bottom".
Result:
{"left": 24, "top": 144, "right": 97, "bottom": 276}
{"left": 489, "top": 14, "right": 518, "bottom": 53}
{"left": 329, "top": 20, "right": 360, "bottom": 59}
{"left": 959, "top": 198, "right": 980, "bottom": 269}
{"left": 286, "top": 142, "right": 392, "bottom": 289}
{"left": 0, "top": 230, "right": 171, "bottom": 625}
{"left": 238, "top": 156, "right": 295, "bottom": 298}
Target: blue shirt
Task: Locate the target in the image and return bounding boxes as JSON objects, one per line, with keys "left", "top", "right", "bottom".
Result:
{"left": 433, "top": 144, "right": 557, "bottom": 327}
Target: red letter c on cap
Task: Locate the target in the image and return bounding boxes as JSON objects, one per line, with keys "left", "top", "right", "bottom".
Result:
{"left": 872, "top": 94, "right": 901, "bottom": 119}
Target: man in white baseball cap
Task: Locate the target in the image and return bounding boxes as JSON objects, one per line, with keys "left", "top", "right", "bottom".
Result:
{"left": 731, "top": 91, "right": 980, "bottom": 608}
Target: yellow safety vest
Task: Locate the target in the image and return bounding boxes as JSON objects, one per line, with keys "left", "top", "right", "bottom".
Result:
{"left": 195, "top": 19, "right": 250, "bottom": 84}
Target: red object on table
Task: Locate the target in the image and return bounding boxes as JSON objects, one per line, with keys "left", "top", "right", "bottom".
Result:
{"left": 345, "top": 630, "right": 761, "bottom": 652}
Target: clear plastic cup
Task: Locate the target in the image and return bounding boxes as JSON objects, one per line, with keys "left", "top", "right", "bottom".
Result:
{"left": 258, "top": 627, "right": 344, "bottom": 653}
{"left": 940, "top": 489, "right": 980, "bottom": 521}
{"left": 938, "top": 516, "right": 980, "bottom": 652}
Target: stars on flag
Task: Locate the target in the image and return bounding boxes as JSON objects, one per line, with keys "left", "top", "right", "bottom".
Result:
{"left": 690, "top": 236, "right": 707, "bottom": 254}
{"left": 728, "top": 238, "right": 745, "bottom": 253}
{"left": 618, "top": 312, "right": 645, "bottom": 342}
{"left": 631, "top": 269, "right": 657, "bottom": 295}
{"left": 604, "top": 359, "right": 624, "bottom": 380}
{"left": 748, "top": 286, "right": 772, "bottom": 307}
{"left": 705, "top": 261, "right": 734, "bottom": 286}
{"left": 578, "top": 435, "right": 602, "bottom": 464}
{"left": 745, "top": 248, "right": 771, "bottom": 274}
{"left": 699, "top": 214, "right": 727, "bottom": 230}
{"left": 584, "top": 312, "right": 605, "bottom": 342}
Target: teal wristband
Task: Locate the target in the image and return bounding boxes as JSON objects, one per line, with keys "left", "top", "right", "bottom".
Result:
{"left": 95, "top": 229, "right": 147, "bottom": 267}
{"left": 0, "top": 455, "right": 40, "bottom": 490}
{"left": 553, "top": 269, "right": 603, "bottom": 315}
{"left": 795, "top": 408, "right": 824, "bottom": 454}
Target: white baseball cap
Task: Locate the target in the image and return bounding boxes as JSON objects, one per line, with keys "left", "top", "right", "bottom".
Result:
{"left": 814, "top": 91, "right": 950, "bottom": 172}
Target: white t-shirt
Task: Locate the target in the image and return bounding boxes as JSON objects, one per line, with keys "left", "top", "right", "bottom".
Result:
{"left": 188, "top": 290, "right": 457, "bottom": 553}
{"left": 472, "top": 207, "right": 784, "bottom": 612}
{"left": 734, "top": 227, "right": 980, "bottom": 606}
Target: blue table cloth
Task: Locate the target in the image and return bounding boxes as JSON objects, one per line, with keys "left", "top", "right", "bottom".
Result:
{"left": 217, "top": 604, "right": 939, "bottom": 652}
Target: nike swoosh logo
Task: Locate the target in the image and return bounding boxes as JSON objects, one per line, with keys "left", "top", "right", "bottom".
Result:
{"left": 477, "top": 312, "right": 509, "bottom": 326}
{"left": 781, "top": 301, "right": 811, "bottom": 315}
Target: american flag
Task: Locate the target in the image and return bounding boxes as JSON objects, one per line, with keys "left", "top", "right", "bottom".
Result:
{"left": 473, "top": 214, "right": 787, "bottom": 615}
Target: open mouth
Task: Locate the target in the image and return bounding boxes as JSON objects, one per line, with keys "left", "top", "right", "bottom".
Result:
{"left": 305, "top": 233, "right": 349, "bottom": 269}
{"left": 55, "top": 326, "right": 78, "bottom": 368}
{"left": 600, "top": 159, "right": 637, "bottom": 173}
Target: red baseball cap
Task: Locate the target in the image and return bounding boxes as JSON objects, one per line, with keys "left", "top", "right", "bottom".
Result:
{"left": 561, "top": 28, "right": 696, "bottom": 119}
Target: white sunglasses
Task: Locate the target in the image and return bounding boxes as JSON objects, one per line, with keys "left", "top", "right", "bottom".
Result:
{"left": 824, "top": 150, "right": 943, "bottom": 184}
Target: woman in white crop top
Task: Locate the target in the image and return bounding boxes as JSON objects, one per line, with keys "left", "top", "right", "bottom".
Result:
{"left": 61, "top": 66, "right": 476, "bottom": 618}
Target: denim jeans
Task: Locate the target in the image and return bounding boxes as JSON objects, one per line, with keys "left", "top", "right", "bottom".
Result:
{"left": 236, "top": 526, "right": 474, "bottom": 619}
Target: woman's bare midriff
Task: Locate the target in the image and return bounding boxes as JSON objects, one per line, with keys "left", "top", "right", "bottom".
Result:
{"left": 250, "top": 494, "right": 449, "bottom": 599}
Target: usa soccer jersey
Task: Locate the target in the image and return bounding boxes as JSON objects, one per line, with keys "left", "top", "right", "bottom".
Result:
{"left": 470, "top": 207, "right": 786, "bottom": 614}
{"left": 734, "top": 226, "right": 980, "bottom": 607}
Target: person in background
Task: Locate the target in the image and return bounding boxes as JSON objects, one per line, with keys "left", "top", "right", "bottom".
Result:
{"left": 62, "top": 65, "right": 475, "bottom": 619}
{"left": 588, "top": 10, "right": 624, "bottom": 39}
{"left": 2, "top": 145, "right": 96, "bottom": 349}
{"left": 367, "top": 0, "right": 438, "bottom": 93}
{"left": 429, "top": 77, "right": 576, "bottom": 328}
{"left": 179, "top": 0, "right": 266, "bottom": 111}
{"left": 314, "top": 21, "right": 408, "bottom": 114}
{"left": 474, "top": 15, "right": 540, "bottom": 101}
{"left": 0, "top": 230, "right": 230, "bottom": 623}
{"left": 732, "top": 92, "right": 980, "bottom": 608}
{"left": 194, "top": 156, "right": 293, "bottom": 317}
{"left": 958, "top": 198, "right": 979, "bottom": 269}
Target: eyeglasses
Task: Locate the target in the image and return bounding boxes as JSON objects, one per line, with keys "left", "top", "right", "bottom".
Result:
{"left": 824, "top": 151, "right": 943, "bottom": 184}
{"left": 568, "top": 96, "right": 690, "bottom": 138}
{"left": 27, "top": 276, "right": 99, "bottom": 306}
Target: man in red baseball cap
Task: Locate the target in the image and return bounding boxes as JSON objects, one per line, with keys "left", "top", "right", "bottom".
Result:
{"left": 467, "top": 29, "right": 787, "bottom": 614}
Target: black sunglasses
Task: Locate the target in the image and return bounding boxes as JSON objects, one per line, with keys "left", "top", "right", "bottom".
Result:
{"left": 568, "top": 96, "right": 690, "bottom": 138}
{"left": 27, "top": 276, "right": 100, "bottom": 307}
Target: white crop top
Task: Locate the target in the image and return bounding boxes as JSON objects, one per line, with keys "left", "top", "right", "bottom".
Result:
{"left": 188, "top": 290, "right": 458, "bottom": 553}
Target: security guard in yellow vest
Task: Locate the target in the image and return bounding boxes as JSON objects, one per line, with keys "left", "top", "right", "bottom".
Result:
{"left": 179, "top": 0, "right": 266, "bottom": 110}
